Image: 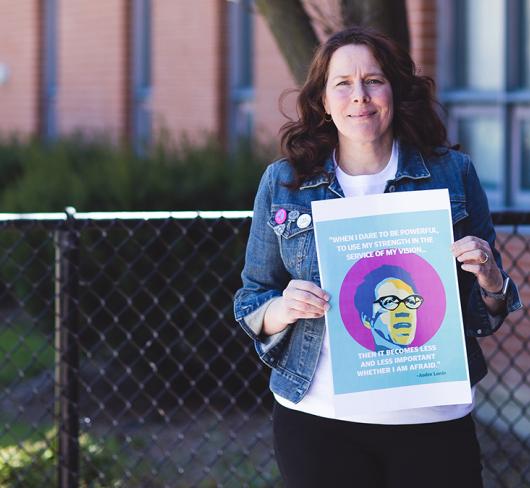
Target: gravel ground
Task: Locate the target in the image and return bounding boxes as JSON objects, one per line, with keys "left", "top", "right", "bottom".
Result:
{"left": 1, "top": 358, "right": 528, "bottom": 487}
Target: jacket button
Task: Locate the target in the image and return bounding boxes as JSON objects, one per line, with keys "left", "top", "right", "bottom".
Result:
{"left": 388, "top": 185, "right": 396, "bottom": 192}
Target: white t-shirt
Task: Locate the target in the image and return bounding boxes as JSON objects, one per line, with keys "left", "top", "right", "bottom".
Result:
{"left": 274, "top": 141, "right": 475, "bottom": 424}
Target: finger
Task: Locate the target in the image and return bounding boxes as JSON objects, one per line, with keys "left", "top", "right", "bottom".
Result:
{"left": 289, "top": 304, "right": 328, "bottom": 317}
{"left": 283, "top": 299, "right": 328, "bottom": 321}
{"left": 284, "top": 290, "right": 329, "bottom": 310}
{"left": 286, "top": 279, "right": 330, "bottom": 301}
{"left": 288, "top": 280, "right": 329, "bottom": 301}
{"left": 285, "top": 294, "right": 329, "bottom": 312}
{"left": 456, "top": 249, "right": 489, "bottom": 265}
{"left": 451, "top": 236, "right": 487, "bottom": 256}
{"left": 451, "top": 235, "right": 476, "bottom": 250}
{"left": 460, "top": 263, "right": 481, "bottom": 275}
{"left": 283, "top": 289, "right": 330, "bottom": 313}
{"left": 460, "top": 263, "right": 504, "bottom": 292}
{"left": 288, "top": 310, "right": 326, "bottom": 321}
{"left": 452, "top": 235, "right": 486, "bottom": 247}
{"left": 285, "top": 280, "right": 330, "bottom": 302}
{"left": 452, "top": 235, "right": 487, "bottom": 252}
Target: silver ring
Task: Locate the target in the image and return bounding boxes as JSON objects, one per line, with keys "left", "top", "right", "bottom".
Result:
{"left": 479, "top": 252, "right": 489, "bottom": 264}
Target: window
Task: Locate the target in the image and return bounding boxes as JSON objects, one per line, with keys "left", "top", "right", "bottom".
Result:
{"left": 42, "top": 0, "right": 57, "bottom": 140}
{"left": 457, "top": 111, "right": 504, "bottom": 192}
{"left": 439, "top": 0, "right": 530, "bottom": 208}
{"left": 131, "top": 0, "right": 152, "bottom": 154}
{"left": 227, "top": 0, "right": 254, "bottom": 149}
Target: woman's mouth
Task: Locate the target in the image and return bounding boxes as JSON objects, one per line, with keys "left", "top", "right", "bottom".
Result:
{"left": 348, "top": 111, "right": 376, "bottom": 118}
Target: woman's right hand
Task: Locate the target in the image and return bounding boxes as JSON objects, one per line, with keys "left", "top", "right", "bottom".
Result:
{"left": 262, "top": 280, "right": 330, "bottom": 336}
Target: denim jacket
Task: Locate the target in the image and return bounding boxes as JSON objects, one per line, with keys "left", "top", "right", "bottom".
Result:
{"left": 234, "top": 143, "right": 522, "bottom": 404}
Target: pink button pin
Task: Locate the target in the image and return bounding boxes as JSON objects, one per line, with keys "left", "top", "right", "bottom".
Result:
{"left": 274, "top": 208, "right": 287, "bottom": 225}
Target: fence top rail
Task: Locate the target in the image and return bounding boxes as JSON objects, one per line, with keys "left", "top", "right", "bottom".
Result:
{"left": 0, "top": 209, "right": 528, "bottom": 224}
{"left": 0, "top": 210, "right": 254, "bottom": 222}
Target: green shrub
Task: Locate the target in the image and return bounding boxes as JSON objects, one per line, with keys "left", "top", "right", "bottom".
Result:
{"left": 0, "top": 132, "right": 268, "bottom": 316}
{"left": 0, "top": 133, "right": 273, "bottom": 212}
{"left": 0, "top": 133, "right": 271, "bottom": 406}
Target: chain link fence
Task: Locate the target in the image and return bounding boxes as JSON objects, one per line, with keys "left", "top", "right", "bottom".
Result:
{"left": 0, "top": 210, "right": 527, "bottom": 487}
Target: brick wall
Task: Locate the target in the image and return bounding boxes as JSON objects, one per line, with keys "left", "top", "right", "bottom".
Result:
{"left": 0, "top": 0, "right": 40, "bottom": 135}
{"left": 57, "top": 0, "right": 127, "bottom": 138}
{"left": 150, "top": 0, "right": 220, "bottom": 142}
{"left": 406, "top": 0, "right": 437, "bottom": 79}
{"left": 0, "top": 0, "right": 438, "bottom": 145}
{"left": 253, "top": 13, "right": 297, "bottom": 146}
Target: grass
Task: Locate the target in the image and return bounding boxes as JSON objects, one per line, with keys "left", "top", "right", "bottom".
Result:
{"left": 0, "top": 425, "right": 127, "bottom": 487}
{"left": 0, "top": 323, "right": 54, "bottom": 387}
{"left": 0, "top": 321, "right": 282, "bottom": 486}
{"left": 0, "top": 418, "right": 51, "bottom": 449}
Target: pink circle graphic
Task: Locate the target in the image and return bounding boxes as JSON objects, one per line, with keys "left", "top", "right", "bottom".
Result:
{"left": 339, "top": 251, "right": 446, "bottom": 351}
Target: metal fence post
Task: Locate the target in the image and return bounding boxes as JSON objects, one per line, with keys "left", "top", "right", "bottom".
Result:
{"left": 54, "top": 207, "right": 80, "bottom": 488}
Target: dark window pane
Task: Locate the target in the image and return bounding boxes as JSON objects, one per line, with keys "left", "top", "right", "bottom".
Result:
{"left": 458, "top": 118, "right": 503, "bottom": 192}
{"left": 522, "top": 0, "right": 530, "bottom": 87}
{"left": 458, "top": 0, "right": 504, "bottom": 90}
{"left": 227, "top": 0, "right": 254, "bottom": 144}
{"left": 521, "top": 121, "right": 530, "bottom": 190}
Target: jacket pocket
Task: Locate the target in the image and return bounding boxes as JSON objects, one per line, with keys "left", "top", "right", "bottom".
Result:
{"left": 267, "top": 204, "right": 315, "bottom": 279}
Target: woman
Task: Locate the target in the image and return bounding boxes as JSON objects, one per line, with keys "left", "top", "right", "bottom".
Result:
{"left": 234, "top": 26, "right": 521, "bottom": 488}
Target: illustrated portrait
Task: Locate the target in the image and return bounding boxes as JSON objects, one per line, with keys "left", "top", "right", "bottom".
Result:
{"left": 354, "top": 265, "right": 423, "bottom": 351}
{"left": 339, "top": 251, "right": 446, "bottom": 351}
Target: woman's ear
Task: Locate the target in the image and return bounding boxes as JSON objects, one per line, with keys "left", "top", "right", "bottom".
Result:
{"left": 361, "top": 313, "right": 372, "bottom": 330}
{"left": 322, "top": 95, "right": 329, "bottom": 116}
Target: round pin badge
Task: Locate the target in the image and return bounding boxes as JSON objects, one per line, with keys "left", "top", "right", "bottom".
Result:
{"left": 288, "top": 210, "right": 300, "bottom": 221}
{"left": 297, "top": 214, "right": 312, "bottom": 229}
{"left": 274, "top": 208, "right": 287, "bottom": 225}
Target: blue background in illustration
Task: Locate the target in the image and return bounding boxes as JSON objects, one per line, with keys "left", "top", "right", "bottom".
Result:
{"left": 315, "top": 209, "right": 469, "bottom": 394}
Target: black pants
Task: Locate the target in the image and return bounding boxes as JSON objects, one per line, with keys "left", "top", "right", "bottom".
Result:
{"left": 273, "top": 401, "right": 483, "bottom": 488}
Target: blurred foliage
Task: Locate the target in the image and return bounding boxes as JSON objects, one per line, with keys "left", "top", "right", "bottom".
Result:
{"left": 0, "top": 323, "right": 54, "bottom": 387}
{"left": 0, "top": 427, "right": 124, "bottom": 487}
{"left": 0, "top": 132, "right": 271, "bottom": 413}
{"left": 0, "top": 132, "right": 274, "bottom": 212}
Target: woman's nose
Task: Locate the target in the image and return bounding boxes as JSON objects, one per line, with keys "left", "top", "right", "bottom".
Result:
{"left": 351, "top": 83, "right": 369, "bottom": 103}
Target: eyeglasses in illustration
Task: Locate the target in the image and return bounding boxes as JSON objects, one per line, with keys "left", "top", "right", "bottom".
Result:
{"left": 354, "top": 265, "right": 423, "bottom": 351}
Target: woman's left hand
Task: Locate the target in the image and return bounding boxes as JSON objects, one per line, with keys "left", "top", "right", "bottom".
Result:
{"left": 451, "top": 236, "right": 504, "bottom": 293}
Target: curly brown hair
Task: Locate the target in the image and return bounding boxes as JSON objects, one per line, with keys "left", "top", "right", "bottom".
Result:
{"left": 280, "top": 26, "right": 449, "bottom": 187}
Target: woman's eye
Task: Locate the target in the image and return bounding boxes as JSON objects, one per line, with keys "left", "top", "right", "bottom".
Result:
{"left": 366, "top": 79, "right": 382, "bottom": 85}
{"left": 336, "top": 80, "right": 349, "bottom": 86}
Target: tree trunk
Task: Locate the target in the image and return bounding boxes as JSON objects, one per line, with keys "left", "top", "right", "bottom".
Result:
{"left": 339, "top": 0, "right": 409, "bottom": 51}
{"left": 254, "top": 0, "right": 319, "bottom": 85}
{"left": 255, "top": 0, "right": 410, "bottom": 85}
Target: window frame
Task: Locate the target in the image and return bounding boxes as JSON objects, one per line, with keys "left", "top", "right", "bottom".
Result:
{"left": 437, "top": 0, "right": 530, "bottom": 209}
{"left": 42, "top": 0, "right": 57, "bottom": 140}
{"left": 447, "top": 105, "right": 505, "bottom": 208}
{"left": 226, "top": 0, "right": 255, "bottom": 149}
{"left": 512, "top": 106, "right": 530, "bottom": 207}
{"left": 131, "top": 0, "right": 152, "bottom": 154}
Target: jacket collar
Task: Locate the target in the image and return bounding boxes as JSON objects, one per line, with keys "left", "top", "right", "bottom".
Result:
{"left": 298, "top": 141, "right": 431, "bottom": 191}
{"left": 298, "top": 155, "right": 339, "bottom": 193}
{"left": 394, "top": 142, "right": 431, "bottom": 181}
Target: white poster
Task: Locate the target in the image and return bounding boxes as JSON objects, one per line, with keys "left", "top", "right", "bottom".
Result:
{"left": 312, "top": 189, "right": 472, "bottom": 415}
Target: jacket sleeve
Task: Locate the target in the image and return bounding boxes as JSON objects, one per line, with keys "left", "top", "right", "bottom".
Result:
{"left": 460, "top": 157, "right": 522, "bottom": 337}
{"left": 233, "top": 164, "right": 292, "bottom": 367}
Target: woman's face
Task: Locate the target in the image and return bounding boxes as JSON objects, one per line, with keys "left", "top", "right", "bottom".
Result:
{"left": 323, "top": 44, "right": 394, "bottom": 148}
